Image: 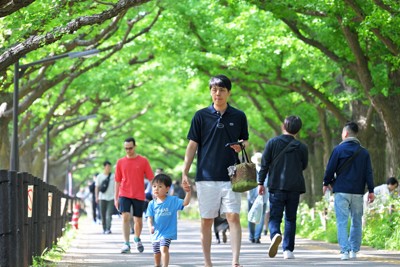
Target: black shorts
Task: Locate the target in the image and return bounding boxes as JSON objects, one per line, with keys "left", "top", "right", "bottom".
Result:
{"left": 119, "top": 197, "right": 145, "bottom": 217}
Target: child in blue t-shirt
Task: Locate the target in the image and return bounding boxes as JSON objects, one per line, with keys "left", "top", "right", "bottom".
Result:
{"left": 146, "top": 173, "right": 191, "bottom": 267}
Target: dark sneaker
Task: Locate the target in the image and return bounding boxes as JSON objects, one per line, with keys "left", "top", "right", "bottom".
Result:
{"left": 268, "top": 234, "right": 282, "bottom": 258}
{"left": 222, "top": 231, "right": 227, "bottom": 243}
{"left": 136, "top": 240, "right": 144, "bottom": 253}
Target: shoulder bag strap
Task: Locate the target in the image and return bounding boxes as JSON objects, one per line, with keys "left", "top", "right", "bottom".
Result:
{"left": 220, "top": 113, "right": 243, "bottom": 164}
{"left": 269, "top": 139, "right": 295, "bottom": 167}
{"left": 336, "top": 146, "right": 363, "bottom": 176}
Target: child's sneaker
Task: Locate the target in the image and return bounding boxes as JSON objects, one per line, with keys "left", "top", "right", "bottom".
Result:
{"left": 121, "top": 243, "right": 130, "bottom": 253}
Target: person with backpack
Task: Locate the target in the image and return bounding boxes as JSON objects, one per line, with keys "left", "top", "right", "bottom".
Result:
{"left": 95, "top": 160, "right": 115, "bottom": 234}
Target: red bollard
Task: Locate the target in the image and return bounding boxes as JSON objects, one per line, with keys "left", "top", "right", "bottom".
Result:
{"left": 71, "top": 203, "right": 80, "bottom": 229}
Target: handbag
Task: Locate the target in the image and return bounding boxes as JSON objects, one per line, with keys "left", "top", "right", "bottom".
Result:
{"left": 248, "top": 195, "right": 264, "bottom": 224}
{"left": 227, "top": 146, "right": 257, "bottom": 193}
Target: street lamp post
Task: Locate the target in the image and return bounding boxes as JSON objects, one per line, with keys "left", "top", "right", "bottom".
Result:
{"left": 10, "top": 49, "right": 99, "bottom": 172}
{"left": 43, "top": 114, "right": 96, "bottom": 183}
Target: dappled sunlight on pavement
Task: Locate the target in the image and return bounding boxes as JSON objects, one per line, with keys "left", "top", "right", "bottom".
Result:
{"left": 57, "top": 215, "right": 400, "bottom": 267}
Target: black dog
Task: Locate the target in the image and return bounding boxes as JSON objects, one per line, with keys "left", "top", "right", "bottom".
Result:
{"left": 214, "top": 216, "right": 229, "bottom": 244}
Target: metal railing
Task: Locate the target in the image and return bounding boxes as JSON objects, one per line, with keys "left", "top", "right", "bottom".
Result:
{"left": 0, "top": 170, "right": 80, "bottom": 267}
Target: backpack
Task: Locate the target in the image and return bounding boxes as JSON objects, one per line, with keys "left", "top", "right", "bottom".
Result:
{"left": 99, "top": 173, "right": 111, "bottom": 193}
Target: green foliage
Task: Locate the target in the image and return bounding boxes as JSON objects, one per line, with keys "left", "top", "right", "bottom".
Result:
{"left": 298, "top": 196, "right": 400, "bottom": 250}
{"left": 1, "top": 0, "right": 400, "bottom": 199}
{"left": 363, "top": 197, "right": 400, "bottom": 249}
{"left": 297, "top": 200, "right": 337, "bottom": 243}
{"left": 32, "top": 222, "right": 76, "bottom": 266}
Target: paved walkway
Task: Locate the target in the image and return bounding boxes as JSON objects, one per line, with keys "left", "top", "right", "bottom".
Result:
{"left": 58, "top": 216, "right": 400, "bottom": 267}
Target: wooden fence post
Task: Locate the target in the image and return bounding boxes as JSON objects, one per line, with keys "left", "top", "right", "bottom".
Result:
{"left": 1, "top": 169, "right": 77, "bottom": 266}
{"left": 0, "top": 170, "right": 11, "bottom": 267}
{"left": 8, "top": 170, "right": 19, "bottom": 267}
{"left": 16, "top": 172, "right": 27, "bottom": 267}
{"left": 32, "top": 175, "right": 41, "bottom": 258}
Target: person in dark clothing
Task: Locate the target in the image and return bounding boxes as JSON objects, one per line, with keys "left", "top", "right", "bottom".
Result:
{"left": 322, "top": 121, "right": 374, "bottom": 260}
{"left": 89, "top": 173, "right": 100, "bottom": 223}
{"left": 258, "top": 115, "right": 308, "bottom": 260}
{"left": 182, "top": 74, "right": 249, "bottom": 267}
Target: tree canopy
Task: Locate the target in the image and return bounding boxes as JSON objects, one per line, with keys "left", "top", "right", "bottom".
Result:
{"left": 1, "top": 0, "right": 399, "bottom": 204}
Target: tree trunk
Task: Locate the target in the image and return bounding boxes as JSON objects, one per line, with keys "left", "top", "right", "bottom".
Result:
{"left": 373, "top": 94, "right": 400, "bottom": 178}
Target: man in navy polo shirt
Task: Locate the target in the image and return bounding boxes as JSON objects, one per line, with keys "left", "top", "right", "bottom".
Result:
{"left": 182, "top": 74, "right": 249, "bottom": 267}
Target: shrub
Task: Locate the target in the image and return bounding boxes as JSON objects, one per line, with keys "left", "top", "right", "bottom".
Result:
{"left": 297, "top": 195, "right": 400, "bottom": 250}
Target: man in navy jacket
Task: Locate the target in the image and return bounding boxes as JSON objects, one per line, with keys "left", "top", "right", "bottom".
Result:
{"left": 258, "top": 115, "right": 308, "bottom": 260}
{"left": 323, "top": 121, "right": 374, "bottom": 260}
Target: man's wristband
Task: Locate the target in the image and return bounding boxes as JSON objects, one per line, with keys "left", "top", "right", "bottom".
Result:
{"left": 258, "top": 182, "right": 264, "bottom": 186}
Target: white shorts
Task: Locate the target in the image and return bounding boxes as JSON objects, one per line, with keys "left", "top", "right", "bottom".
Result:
{"left": 196, "top": 181, "right": 241, "bottom": 219}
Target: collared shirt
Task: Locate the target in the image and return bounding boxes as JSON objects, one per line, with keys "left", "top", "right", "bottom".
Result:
{"left": 187, "top": 103, "right": 249, "bottom": 182}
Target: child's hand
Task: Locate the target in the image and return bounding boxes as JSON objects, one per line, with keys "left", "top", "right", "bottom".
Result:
{"left": 151, "top": 226, "right": 155, "bottom": 234}
{"left": 182, "top": 180, "right": 191, "bottom": 192}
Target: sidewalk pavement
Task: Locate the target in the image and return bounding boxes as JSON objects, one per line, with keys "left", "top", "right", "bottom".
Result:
{"left": 57, "top": 215, "right": 400, "bottom": 267}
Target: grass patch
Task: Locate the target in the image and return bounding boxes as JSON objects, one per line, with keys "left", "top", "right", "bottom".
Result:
{"left": 32, "top": 219, "right": 78, "bottom": 266}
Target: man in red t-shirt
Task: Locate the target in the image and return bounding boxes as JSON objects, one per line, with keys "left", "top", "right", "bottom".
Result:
{"left": 115, "top": 137, "right": 154, "bottom": 253}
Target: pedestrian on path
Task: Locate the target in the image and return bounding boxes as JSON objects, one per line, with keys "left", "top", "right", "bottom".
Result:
{"left": 89, "top": 173, "right": 101, "bottom": 223}
{"left": 247, "top": 152, "right": 268, "bottom": 244}
{"left": 95, "top": 160, "right": 115, "bottom": 234}
{"left": 182, "top": 74, "right": 249, "bottom": 267}
{"left": 323, "top": 121, "right": 375, "bottom": 260}
{"left": 115, "top": 137, "right": 154, "bottom": 254}
{"left": 258, "top": 115, "right": 308, "bottom": 260}
{"left": 146, "top": 173, "right": 191, "bottom": 267}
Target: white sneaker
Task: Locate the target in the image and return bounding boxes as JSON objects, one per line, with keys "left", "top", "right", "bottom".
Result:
{"left": 350, "top": 251, "right": 357, "bottom": 259}
{"left": 268, "top": 234, "right": 282, "bottom": 258}
{"left": 120, "top": 243, "right": 131, "bottom": 253}
{"left": 341, "top": 252, "right": 349, "bottom": 260}
{"left": 283, "top": 250, "right": 295, "bottom": 259}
